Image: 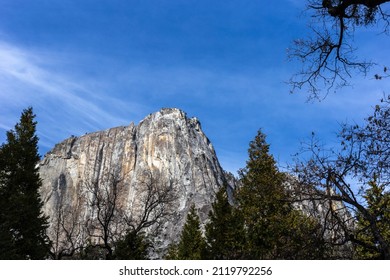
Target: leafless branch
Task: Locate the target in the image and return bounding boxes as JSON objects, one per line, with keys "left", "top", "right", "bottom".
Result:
{"left": 85, "top": 172, "right": 125, "bottom": 259}
{"left": 49, "top": 188, "right": 87, "bottom": 259}
{"left": 82, "top": 169, "right": 178, "bottom": 259}
{"left": 123, "top": 170, "right": 178, "bottom": 237}
{"left": 289, "top": 0, "right": 390, "bottom": 100}
{"left": 291, "top": 96, "right": 390, "bottom": 258}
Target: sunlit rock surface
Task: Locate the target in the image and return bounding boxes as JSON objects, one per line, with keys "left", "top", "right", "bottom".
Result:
{"left": 39, "top": 108, "right": 230, "bottom": 254}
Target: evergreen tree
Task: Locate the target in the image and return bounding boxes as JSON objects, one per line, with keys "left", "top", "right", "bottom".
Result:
{"left": 169, "top": 205, "right": 206, "bottom": 260}
{"left": 237, "top": 130, "right": 325, "bottom": 259}
{"left": 355, "top": 177, "right": 390, "bottom": 259}
{"left": 114, "top": 230, "right": 152, "bottom": 260}
{"left": 164, "top": 242, "right": 179, "bottom": 260}
{"left": 205, "top": 186, "right": 245, "bottom": 259}
{"left": 114, "top": 230, "right": 150, "bottom": 260}
{"left": 0, "top": 107, "right": 50, "bottom": 259}
{"left": 0, "top": 144, "right": 18, "bottom": 258}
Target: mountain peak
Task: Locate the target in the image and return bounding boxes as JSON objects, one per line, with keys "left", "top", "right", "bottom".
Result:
{"left": 39, "top": 108, "right": 228, "bottom": 257}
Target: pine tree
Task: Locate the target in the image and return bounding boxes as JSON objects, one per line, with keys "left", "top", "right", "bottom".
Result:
{"left": 114, "top": 230, "right": 150, "bottom": 260}
{"left": 0, "top": 143, "right": 18, "bottom": 258}
{"left": 0, "top": 107, "right": 50, "bottom": 259}
{"left": 164, "top": 243, "right": 178, "bottom": 260}
{"left": 170, "top": 205, "right": 206, "bottom": 260}
{"left": 237, "top": 130, "right": 325, "bottom": 259}
{"left": 205, "top": 186, "right": 245, "bottom": 259}
{"left": 355, "top": 176, "right": 390, "bottom": 259}
{"left": 237, "top": 130, "right": 286, "bottom": 259}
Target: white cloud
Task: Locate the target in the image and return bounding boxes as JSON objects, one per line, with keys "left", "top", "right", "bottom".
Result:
{"left": 1, "top": 37, "right": 386, "bottom": 169}
{"left": 0, "top": 42, "right": 149, "bottom": 152}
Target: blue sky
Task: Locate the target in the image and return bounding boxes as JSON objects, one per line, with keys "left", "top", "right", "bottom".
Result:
{"left": 0, "top": 0, "right": 389, "bottom": 174}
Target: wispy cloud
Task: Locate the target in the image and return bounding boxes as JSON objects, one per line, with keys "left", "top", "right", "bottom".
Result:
{"left": 0, "top": 42, "right": 150, "bottom": 152}
{"left": 0, "top": 38, "right": 387, "bottom": 173}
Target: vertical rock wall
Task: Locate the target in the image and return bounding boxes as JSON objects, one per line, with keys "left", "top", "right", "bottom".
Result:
{"left": 39, "top": 108, "right": 228, "bottom": 251}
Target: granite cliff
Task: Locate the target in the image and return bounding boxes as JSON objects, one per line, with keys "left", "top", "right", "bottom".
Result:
{"left": 39, "top": 108, "right": 230, "bottom": 255}
{"left": 38, "top": 108, "right": 353, "bottom": 258}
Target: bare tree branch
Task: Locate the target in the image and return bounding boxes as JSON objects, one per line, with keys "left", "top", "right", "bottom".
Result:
{"left": 123, "top": 170, "right": 178, "bottom": 236}
{"left": 49, "top": 187, "right": 86, "bottom": 259}
{"left": 291, "top": 95, "right": 390, "bottom": 258}
{"left": 83, "top": 169, "right": 177, "bottom": 259}
{"left": 289, "top": 0, "right": 390, "bottom": 100}
{"left": 85, "top": 172, "right": 125, "bottom": 259}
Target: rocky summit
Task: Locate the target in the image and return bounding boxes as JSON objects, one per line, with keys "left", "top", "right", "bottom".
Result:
{"left": 39, "top": 108, "right": 231, "bottom": 254}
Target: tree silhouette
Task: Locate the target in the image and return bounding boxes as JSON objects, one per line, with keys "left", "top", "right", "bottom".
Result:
{"left": 0, "top": 107, "right": 50, "bottom": 259}
{"left": 289, "top": 0, "right": 390, "bottom": 100}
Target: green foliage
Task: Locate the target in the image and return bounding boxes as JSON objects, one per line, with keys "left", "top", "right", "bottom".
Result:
{"left": 236, "top": 130, "right": 326, "bottom": 259}
{"left": 114, "top": 230, "right": 150, "bottom": 260}
{"left": 205, "top": 187, "right": 246, "bottom": 259}
{"left": 355, "top": 177, "right": 390, "bottom": 259}
{"left": 164, "top": 242, "right": 179, "bottom": 260}
{"left": 168, "top": 205, "right": 206, "bottom": 260}
{"left": 0, "top": 107, "right": 50, "bottom": 259}
{"left": 78, "top": 242, "right": 107, "bottom": 260}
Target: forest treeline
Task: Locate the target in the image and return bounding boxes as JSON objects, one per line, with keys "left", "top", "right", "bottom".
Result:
{"left": 0, "top": 95, "right": 389, "bottom": 260}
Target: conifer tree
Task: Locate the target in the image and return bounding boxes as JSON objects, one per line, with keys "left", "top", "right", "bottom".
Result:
{"left": 237, "top": 130, "right": 325, "bottom": 259}
{"left": 355, "top": 177, "right": 390, "bottom": 259}
{"left": 164, "top": 242, "right": 179, "bottom": 260}
{"left": 171, "top": 205, "right": 206, "bottom": 260}
{"left": 0, "top": 107, "right": 50, "bottom": 259}
{"left": 205, "top": 187, "right": 245, "bottom": 259}
{"left": 113, "top": 230, "right": 150, "bottom": 260}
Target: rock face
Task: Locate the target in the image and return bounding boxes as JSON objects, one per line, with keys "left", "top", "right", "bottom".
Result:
{"left": 39, "top": 108, "right": 228, "bottom": 254}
